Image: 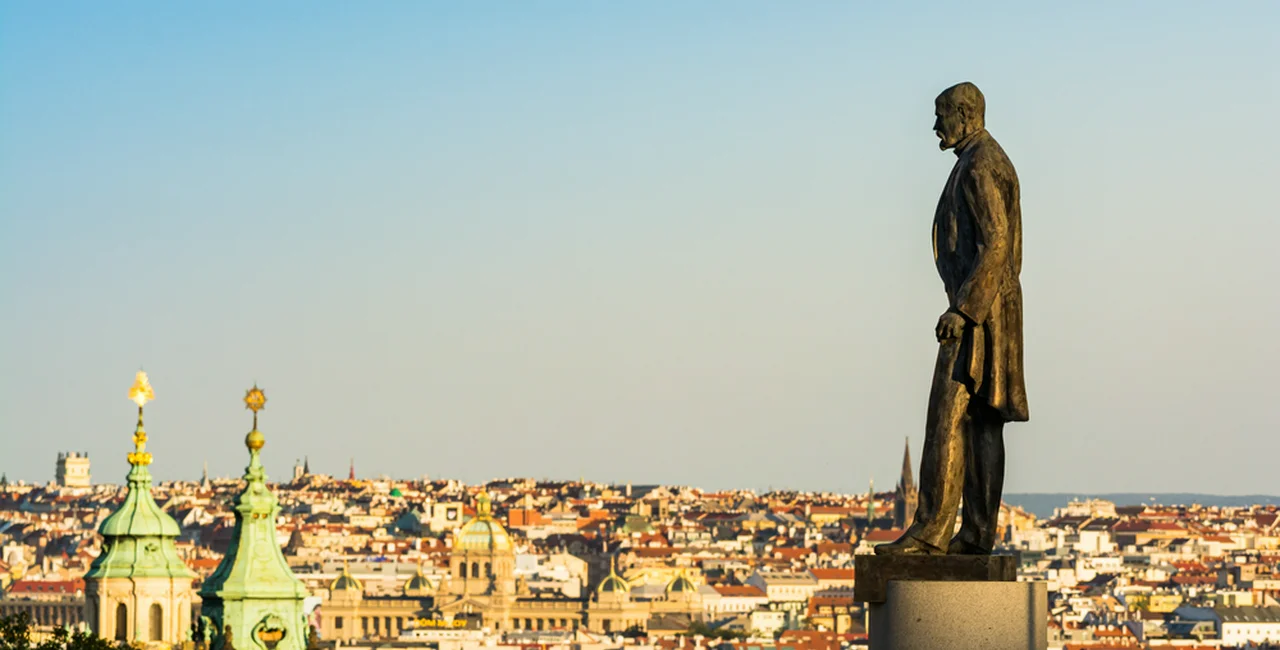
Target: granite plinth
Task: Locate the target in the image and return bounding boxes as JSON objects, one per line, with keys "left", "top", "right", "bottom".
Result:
{"left": 867, "top": 580, "right": 1047, "bottom": 650}
{"left": 854, "top": 553, "right": 1017, "bottom": 603}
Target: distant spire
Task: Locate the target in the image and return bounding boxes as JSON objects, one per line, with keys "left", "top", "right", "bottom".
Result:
{"left": 899, "top": 437, "right": 914, "bottom": 490}
{"left": 201, "top": 461, "right": 210, "bottom": 489}
{"left": 349, "top": 458, "right": 355, "bottom": 481}
{"left": 303, "top": 456, "right": 310, "bottom": 475}
{"left": 867, "top": 478, "right": 876, "bottom": 524}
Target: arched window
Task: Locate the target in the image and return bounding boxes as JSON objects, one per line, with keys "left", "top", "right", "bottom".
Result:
{"left": 150, "top": 603, "right": 163, "bottom": 641}
{"left": 115, "top": 603, "right": 128, "bottom": 641}
{"left": 471, "top": 563, "right": 479, "bottom": 579}
{"left": 457, "top": 562, "right": 465, "bottom": 578}
{"left": 483, "top": 562, "right": 491, "bottom": 578}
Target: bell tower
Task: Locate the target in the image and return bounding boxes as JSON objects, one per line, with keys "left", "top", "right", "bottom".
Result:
{"left": 198, "top": 385, "right": 309, "bottom": 650}
{"left": 84, "top": 372, "right": 195, "bottom": 645}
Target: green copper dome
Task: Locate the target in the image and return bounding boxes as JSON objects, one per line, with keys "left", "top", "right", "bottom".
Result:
{"left": 666, "top": 571, "right": 696, "bottom": 594}
{"left": 200, "top": 425, "right": 309, "bottom": 600}
{"left": 330, "top": 564, "right": 363, "bottom": 592}
{"left": 98, "top": 468, "right": 182, "bottom": 538}
{"left": 404, "top": 566, "right": 431, "bottom": 594}
{"left": 599, "top": 572, "right": 630, "bottom": 593}
{"left": 455, "top": 491, "right": 513, "bottom": 552}
{"left": 85, "top": 408, "right": 192, "bottom": 581}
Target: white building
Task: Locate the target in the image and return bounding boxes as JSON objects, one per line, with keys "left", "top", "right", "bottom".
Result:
{"left": 744, "top": 570, "right": 820, "bottom": 603}
{"left": 706, "top": 585, "right": 768, "bottom": 616}
{"left": 1218, "top": 606, "right": 1280, "bottom": 646}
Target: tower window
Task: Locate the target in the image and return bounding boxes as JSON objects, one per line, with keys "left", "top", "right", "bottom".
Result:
{"left": 114, "top": 604, "right": 128, "bottom": 641}
{"left": 150, "top": 603, "right": 163, "bottom": 641}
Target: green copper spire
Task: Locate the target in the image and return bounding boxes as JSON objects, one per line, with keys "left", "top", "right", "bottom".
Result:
{"left": 199, "top": 385, "right": 308, "bottom": 650}
{"left": 86, "top": 372, "right": 192, "bottom": 580}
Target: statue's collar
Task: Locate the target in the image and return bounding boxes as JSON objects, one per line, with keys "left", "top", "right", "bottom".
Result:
{"left": 954, "top": 128, "right": 988, "bottom": 157}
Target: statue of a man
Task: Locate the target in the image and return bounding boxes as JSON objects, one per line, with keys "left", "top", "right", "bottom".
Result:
{"left": 878, "top": 82, "right": 1029, "bottom": 556}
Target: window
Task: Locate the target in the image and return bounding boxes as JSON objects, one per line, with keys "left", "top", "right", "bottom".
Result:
{"left": 114, "top": 604, "right": 128, "bottom": 642}
{"left": 150, "top": 604, "right": 163, "bottom": 641}
{"left": 457, "top": 563, "right": 465, "bottom": 578}
{"left": 484, "top": 562, "right": 491, "bottom": 577}
{"left": 335, "top": 617, "right": 344, "bottom": 630}
{"left": 471, "top": 563, "right": 480, "bottom": 579}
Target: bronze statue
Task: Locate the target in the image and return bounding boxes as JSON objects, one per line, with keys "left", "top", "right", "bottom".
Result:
{"left": 877, "top": 82, "right": 1029, "bottom": 556}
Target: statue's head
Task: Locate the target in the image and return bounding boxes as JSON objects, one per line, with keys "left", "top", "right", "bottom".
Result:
{"left": 934, "top": 82, "right": 985, "bottom": 150}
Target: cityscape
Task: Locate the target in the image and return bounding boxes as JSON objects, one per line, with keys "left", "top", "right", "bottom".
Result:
{"left": 4, "top": 3, "right": 1278, "bottom": 650}
{"left": 0, "top": 375, "right": 1277, "bottom": 650}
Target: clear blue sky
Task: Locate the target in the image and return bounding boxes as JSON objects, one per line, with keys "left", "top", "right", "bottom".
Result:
{"left": 2, "top": 2, "right": 1277, "bottom": 494}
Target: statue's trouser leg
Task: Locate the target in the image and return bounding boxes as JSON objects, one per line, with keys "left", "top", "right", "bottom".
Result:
{"left": 906, "top": 339, "right": 970, "bottom": 549}
{"left": 955, "top": 408, "right": 1006, "bottom": 552}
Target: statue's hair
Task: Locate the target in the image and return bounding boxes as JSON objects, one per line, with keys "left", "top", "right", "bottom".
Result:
{"left": 936, "top": 82, "right": 986, "bottom": 126}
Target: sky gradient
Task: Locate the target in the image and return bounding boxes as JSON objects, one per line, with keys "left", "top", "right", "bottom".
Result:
{"left": 2, "top": 2, "right": 1277, "bottom": 494}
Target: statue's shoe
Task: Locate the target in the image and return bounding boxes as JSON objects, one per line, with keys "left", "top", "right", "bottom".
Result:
{"left": 946, "top": 538, "right": 991, "bottom": 555}
{"left": 874, "top": 535, "right": 946, "bottom": 555}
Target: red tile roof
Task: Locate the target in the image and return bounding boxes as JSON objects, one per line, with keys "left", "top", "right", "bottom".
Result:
{"left": 7, "top": 579, "right": 84, "bottom": 594}
{"left": 809, "top": 568, "right": 855, "bottom": 580}
{"left": 862, "top": 529, "right": 904, "bottom": 543}
{"left": 712, "top": 585, "right": 766, "bottom": 597}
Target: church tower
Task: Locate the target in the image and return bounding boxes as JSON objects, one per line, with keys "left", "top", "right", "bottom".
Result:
{"left": 199, "top": 385, "right": 309, "bottom": 650}
{"left": 85, "top": 372, "right": 195, "bottom": 645}
{"left": 893, "top": 437, "right": 917, "bottom": 529}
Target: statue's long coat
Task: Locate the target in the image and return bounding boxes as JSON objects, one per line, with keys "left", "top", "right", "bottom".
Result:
{"left": 933, "top": 128, "right": 1030, "bottom": 422}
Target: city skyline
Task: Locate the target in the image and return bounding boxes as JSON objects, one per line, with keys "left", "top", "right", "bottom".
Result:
{"left": 3, "top": 2, "right": 1279, "bottom": 493}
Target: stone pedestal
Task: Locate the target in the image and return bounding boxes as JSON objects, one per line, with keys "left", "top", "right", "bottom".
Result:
{"left": 867, "top": 580, "right": 1047, "bottom": 650}
{"left": 855, "top": 555, "right": 1045, "bottom": 650}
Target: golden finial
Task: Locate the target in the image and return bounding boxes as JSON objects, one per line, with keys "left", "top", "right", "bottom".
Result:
{"left": 128, "top": 371, "right": 155, "bottom": 408}
{"left": 244, "top": 384, "right": 267, "bottom": 413}
{"left": 127, "top": 371, "right": 154, "bottom": 466}
{"left": 244, "top": 385, "right": 267, "bottom": 451}
{"left": 476, "top": 490, "right": 492, "bottom": 518}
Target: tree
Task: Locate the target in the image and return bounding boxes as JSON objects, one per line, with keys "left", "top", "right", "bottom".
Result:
{"left": 619, "top": 625, "right": 646, "bottom": 639}
{"left": 682, "top": 621, "right": 747, "bottom": 641}
{"left": 0, "top": 613, "right": 122, "bottom": 650}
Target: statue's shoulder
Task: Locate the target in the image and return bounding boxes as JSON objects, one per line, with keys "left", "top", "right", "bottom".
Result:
{"left": 970, "top": 132, "right": 1018, "bottom": 181}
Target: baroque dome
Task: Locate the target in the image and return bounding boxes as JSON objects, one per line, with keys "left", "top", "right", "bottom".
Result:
{"left": 404, "top": 565, "right": 432, "bottom": 594}
{"left": 598, "top": 572, "right": 630, "bottom": 593}
{"left": 331, "top": 563, "right": 363, "bottom": 592}
{"left": 666, "top": 571, "right": 697, "bottom": 594}
{"left": 454, "top": 491, "right": 513, "bottom": 553}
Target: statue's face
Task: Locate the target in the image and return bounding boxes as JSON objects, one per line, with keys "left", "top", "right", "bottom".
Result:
{"left": 933, "top": 101, "right": 968, "bottom": 151}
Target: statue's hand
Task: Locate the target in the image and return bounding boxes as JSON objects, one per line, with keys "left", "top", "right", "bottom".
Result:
{"left": 935, "top": 311, "right": 967, "bottom": 342}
